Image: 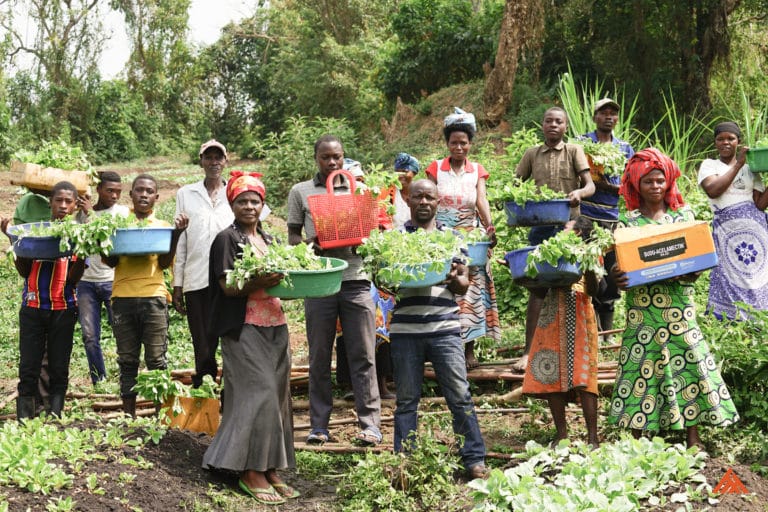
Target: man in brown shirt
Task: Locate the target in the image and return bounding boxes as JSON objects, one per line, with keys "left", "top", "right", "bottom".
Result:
{"left": 513, "top": 106, "right": 595, "bottom": 372}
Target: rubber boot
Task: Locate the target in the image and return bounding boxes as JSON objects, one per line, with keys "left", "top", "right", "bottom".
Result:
{"left": 122, "top": 396, "right": 136, "bottom": 417}
{"left": 48, "top": 394, "right": 65, "bottom": 418}
{"left": 16, "top": 396, "right": 37, "bottom": 421}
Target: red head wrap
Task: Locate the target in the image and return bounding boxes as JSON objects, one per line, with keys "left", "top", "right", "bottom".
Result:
{"left": 620, "top": 148, "right": 685, "bottom": 211}
{"left": 226, "top": 171, "right": 265, "bottom": 204}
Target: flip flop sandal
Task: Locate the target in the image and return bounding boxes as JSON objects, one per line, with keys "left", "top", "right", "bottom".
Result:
{"left": 354, "top": 428, "right": 382, "bottom": 446}
{"left": 306, "top": 429, "right": 330, "bottom": 445}
{"left": 271, "top": 482, "right": 301, "bottom": 499}
{"left": 238, "top": 480, "right": 286, "bottom": 505}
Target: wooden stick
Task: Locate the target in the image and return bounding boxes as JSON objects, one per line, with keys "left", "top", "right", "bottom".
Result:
{"left": 0, "top": 391, "right": 19, "bottom": 411}
{"left": 294, "top": 442, "right": 393, "bottom": 453}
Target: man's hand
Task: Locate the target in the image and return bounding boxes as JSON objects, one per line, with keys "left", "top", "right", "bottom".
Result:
{"left": 174, "top": 213, "right": 189, "bottom": 231}
{"left": 76, "top": 194, "right": 93, "bottom": 216}
{"left": 172, "top": 286, "right": 186, "bottom": 315}
{"left": 567, "top": 190, "right": 582, "bottom": 207}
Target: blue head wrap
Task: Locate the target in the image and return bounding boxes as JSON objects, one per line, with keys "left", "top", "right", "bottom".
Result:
{"left": 393, "top": 152, "right": 420, "bottom": 173}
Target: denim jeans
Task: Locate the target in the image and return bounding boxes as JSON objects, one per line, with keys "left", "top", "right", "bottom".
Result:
{"left": 112, "top": 297, "right": 169, "bottom": 398}
{"left": 77, "top": 280, "right": 113, "bottom": 383}
{"left": 18, "top": 307, "right": 76, "bottom": 397}
{"left": 390, "top": 332, "right": 486, "bottom": 468}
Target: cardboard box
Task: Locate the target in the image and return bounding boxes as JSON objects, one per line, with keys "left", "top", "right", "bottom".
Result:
{"left": 614, "top": 220, "right": 718, "bottom": 287}
{"left": 9, "top": 160, "right": 91, "bottom": 195}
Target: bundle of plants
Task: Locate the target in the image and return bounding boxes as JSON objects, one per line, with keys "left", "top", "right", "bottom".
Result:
{"left": 524, "top": 225, "right": 613, "bottom": 279}
{"left": 358, "top": 228, "right": 464, "bottom": 289}
{"left": 133, "top": 370, "right": 219, "bottom": 416}
{"left": 13, "top": 139, "right": 96, "bottom": 180}
{"left": 355, "top": 164, "right": 403, "bottom": 217}
{"left": 572, "top": 139, "right": 627, "bottom": 178}
{"left": 12, "top": 213, "right": 148, "bottom": 258}
{"left": 488, "top": 176, "right": 566, "bottom": 206}
{"left": 225, "top": 242, "right": 330, "bottom": 290}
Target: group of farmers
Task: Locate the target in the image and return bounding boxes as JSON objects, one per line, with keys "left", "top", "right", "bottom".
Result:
{"left": 3, "top": 97, "right": 760, "bottom": 504}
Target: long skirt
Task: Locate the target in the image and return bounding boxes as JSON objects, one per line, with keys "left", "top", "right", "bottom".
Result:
{"left": 457, "top": 262, "right": 502, "bottom": 343}
{"left": 608, "top": 281, "right": 739, "bottom": 431}
{"left": 707, "top": 201, "right": 768, "bottom": 319}
{"left": 202, "top": 324, "right": 295, "bottom": 472}
{"left": 522, "top": 287, "right": 598, "bottom": 397}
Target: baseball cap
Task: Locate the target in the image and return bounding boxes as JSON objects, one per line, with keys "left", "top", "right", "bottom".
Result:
{"left": 199, "top": 139, "right": 228, "bottom": 158}
{"left": 593, "top": 98, "right": 620, "bottom": 114}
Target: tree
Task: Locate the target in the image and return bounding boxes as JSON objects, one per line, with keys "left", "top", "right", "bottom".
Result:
{"left": 482, "top": 0, "right": 543, "bottom": 126}
{"left": 0, "top": 0, "right": 105, "bottom": 133}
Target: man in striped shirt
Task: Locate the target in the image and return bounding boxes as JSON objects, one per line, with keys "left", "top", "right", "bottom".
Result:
{"left": 2, "top": 181, "right": 86, "bottom": 419}
{"left": 389, "top": 179, "right": 488, "bottom": 480}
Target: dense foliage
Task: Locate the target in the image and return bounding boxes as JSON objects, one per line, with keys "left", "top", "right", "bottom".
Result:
{"left": 1, "top": 0, "right": 766, "bottom": 166}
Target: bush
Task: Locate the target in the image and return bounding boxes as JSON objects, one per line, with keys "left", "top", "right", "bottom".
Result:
{"left": 252, "top": 116, "right": 358, "bottom": 212}
{"left": 703, "top": 308, "right": 768, "bottom": 429}
{"left": 378, "top": 0, "right": 503, "bottom": 102}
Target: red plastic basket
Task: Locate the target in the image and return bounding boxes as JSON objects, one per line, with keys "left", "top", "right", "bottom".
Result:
{"left": 308, "top": 170, "right": 380, "bottom": 249}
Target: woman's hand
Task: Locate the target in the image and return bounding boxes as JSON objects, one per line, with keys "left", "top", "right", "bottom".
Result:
{"left": 737, "top": 145, "right": 749, "bottom": 166}
{"left": 610, "top": 263, "right": 629, "bottom": 290}
{"left": 485, "top": 224, "right": 498, "bottom": 248}
{"left": 249, "top": 272, "right": 284, "bottom": 289}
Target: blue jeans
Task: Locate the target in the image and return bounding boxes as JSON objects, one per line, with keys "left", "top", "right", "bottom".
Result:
{"left": 390, "top": 332, "right": 486, "bottom": 468}
{"left": 77, "top": 281, "right": 113, "bottom": 383}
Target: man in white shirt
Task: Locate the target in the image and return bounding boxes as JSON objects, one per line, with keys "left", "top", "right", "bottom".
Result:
{"left": 76, "top": 171, "right": 130, "bottom": 386}
{"left": 172, "top": 140, "right": 234, "bottom": 387}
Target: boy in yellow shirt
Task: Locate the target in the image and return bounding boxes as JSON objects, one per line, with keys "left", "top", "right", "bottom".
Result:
{"left": 104, "top": 174, "right": 188, "bottom": 416}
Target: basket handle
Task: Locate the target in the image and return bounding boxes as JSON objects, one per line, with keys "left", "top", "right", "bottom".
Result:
{"left": 325, "top": 170, "right": 356, "bottom": 195}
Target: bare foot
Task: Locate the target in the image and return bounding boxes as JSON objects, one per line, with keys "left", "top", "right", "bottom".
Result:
{"left": 512, "top": 354, "right": 528, "bottom": 373}
{"left": 465, "top": 352, "right": 480, "bottom": 370}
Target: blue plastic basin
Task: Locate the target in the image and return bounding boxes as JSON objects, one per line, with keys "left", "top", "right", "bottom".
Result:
{"left": 467, "top": 241, "right": 492, "bottom": 266}
{"left": 382, "top": 260, "right": 453, "bottom": 288}
{"left": 8, "top": 222, "right": 72, "bottom": 259}
{"left": 109, "top": 227, "right": 173, "bottom": 256}
{"left": 504, "top": 199, "right": 571, "bottom": 226}
{"left": 504, "top": 247, "right": 581, "bottom": 288}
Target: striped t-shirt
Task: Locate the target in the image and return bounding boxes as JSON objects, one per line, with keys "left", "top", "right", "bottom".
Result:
{"left": 389, "top": 284, "right": 461, "bottom": 337}
{"left": 22, "top": 257, "right": 78, "bottom": 310}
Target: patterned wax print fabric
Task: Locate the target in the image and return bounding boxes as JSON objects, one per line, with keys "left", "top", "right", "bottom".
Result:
{"left": 426, "top": 158, "right": 501, "bottom": 343}
{"left": 373, "top": 285, "right": 396, "bottom": 349}
{"left": 608, "top": 206, "right": 739, "bottom": 431}
{"left": 522, "top": 280, "right": 599, "bottom": 397}
{"left": 698, "top": 158, "right": 768, "bottom": 319}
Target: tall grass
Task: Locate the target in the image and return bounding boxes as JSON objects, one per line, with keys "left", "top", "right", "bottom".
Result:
{"left": 557, "top": 64, "right": 641, "bottom": 146}
{"left": 717, "top": 83, "right": 768, "bottom": 147}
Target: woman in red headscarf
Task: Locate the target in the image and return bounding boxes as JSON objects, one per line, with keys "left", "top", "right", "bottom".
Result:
{"left": 202, "top": 172, "right": 298, "bottom": 505}
{"left": 608, "top": 149, "right": 738, "bottom": 449}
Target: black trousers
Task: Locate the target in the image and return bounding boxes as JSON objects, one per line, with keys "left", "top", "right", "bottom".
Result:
{"left": 18, "top": 307, "right": 76, "bottom": 397}
{"left": 186, "top": 288, "right": 220, "bottom": 387}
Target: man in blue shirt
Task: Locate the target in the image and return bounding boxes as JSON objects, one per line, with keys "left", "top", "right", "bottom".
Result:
{"left": 580, "top": 98, "right": 635, "bottom": 336}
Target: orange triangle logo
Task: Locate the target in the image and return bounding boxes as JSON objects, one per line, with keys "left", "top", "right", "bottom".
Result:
{"left": 713, "top": 468, "right": 749, "bottom": 495}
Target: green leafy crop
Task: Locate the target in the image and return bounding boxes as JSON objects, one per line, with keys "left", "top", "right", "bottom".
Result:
{"left": 524, "top": 225, "right": 613, "bottom": 278}
{"left": 358, "top": 228, "right": 463, "bottom": 288}
{"left": 573, "top": 139, "right": 627, "bottom": 177}
{"left": 226, "top": 242, "right": 329, "bottom": 290}
{"left": 13, "top": 139, "right": 96, "bottom": 182}
{"left": 18, "top": 214, "right": 148, "bottom": 258}
{"left": 487, "top": 176, "right": 567, "bottom": 205}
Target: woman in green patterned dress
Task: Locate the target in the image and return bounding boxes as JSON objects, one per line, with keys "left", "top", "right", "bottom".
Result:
{"left": 609, "top": 148, "right": 738, "bottom": 449}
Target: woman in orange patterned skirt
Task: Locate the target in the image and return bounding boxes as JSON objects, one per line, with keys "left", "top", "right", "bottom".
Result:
{"left": 521, "top": 216, "right": 600, "bottom": 449}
